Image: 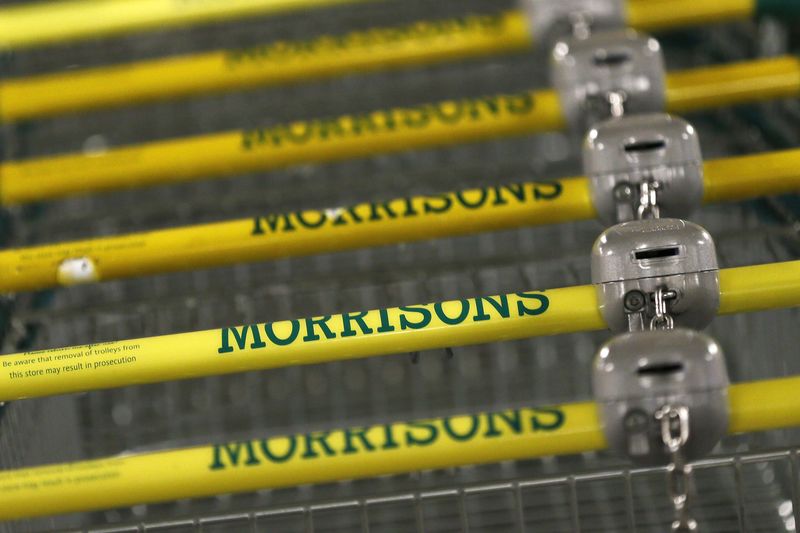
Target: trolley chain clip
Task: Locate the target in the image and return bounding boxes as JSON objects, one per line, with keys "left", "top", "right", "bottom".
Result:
{"left": 550, "top": 29, "right": 666, "bottom": 132}
{"left": 592, "top": 329, "right": 730, "bottom": 466}
{"left": 583, "top": 113, "right": 705, "bottom": 226}
{"left": 656, "top": 404, "right": 698, "bottom": 531}
{"left": 590, "top": 217, "right": 719, "bottom": 333}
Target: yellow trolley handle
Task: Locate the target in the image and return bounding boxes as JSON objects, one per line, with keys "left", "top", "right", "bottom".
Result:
{"left": 0, "top": 148, "right": 797, "bottom": 293}
{"left": 1, "top": 56, "right": 798, "bottom": 204}
{"left": 0, "top": 11, "right": 534, "bottom": 122}
{"left": 0, "top": 0, "right": 777, "bottom": 51}
{"left": 4, "top": 0, "right": 796, "bottom": 121}
{"left": 0, "top": 374, "right": 798, "bottom": 520}
{"left": 0, "top": 0, "right": 792, "bottom": 52}
{"left": 0, "top": 260, "right": 797, "bottom": 402}
{"left": 2, "top": 0, "right": 798, "bottom": 122}
{"left": 0, "top": 0, "right": 372, "bottom": 50}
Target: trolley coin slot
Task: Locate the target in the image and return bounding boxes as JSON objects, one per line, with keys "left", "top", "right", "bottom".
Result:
{"left": 624, "top": 139, "right": 667, "bottom": 153}
{"left": 637, "top": 361, "right": 685, "bottom": 376}
{"left": 592, "top": 50, "right": 632, "bottom": 67}
{"left": 634, "top": 247, "right": 680, "bottom": 260}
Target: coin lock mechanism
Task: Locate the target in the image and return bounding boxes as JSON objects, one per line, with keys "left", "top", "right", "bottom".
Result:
{"left": 591, "top": 218, "right": 719, "bottom": 333}
{"left": 551, "top": 29, "right": 666, "bottom": 132}
{"left": 592, "top": 328, "right": 730, "bottom": 465}
{"left": 584, "top": 113, "right": 704, "bottom": 226}
{"left": 519, "top": 0, "right": 625, "bottom": 43}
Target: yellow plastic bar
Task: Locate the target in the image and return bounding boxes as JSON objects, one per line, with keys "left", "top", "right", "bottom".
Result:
{"left": 0, "top": 260, "right": 797, "bottom": 402}
{"left": 0, "top": 0, "right": 770, "bottom": 123}
{"left": 0, "top": 0, "right": 370, "bottom": 50}
{"left": 0, "top": 0, "right": 773, "bottom": 52}
{"left": 0, "top": 11, "right": 534, "bottom": 122}
{"left": 625, "top": 0, "right": 755, "bottom": 31}
{"left": 2, "top": 374, "right": 800, "bottom": 521}
{"left": 0, "top": 179, "right": 592, "bottom": 292}
{"left": 0, "top": 90, "right": 564, "bottom": 204}
{"left": 1, "top": 147, "right": 799, "bottom": 293}
{"left": 702, "top": 148, "right": 800, "bottom": 203}
{"left": 717, "top": 260, "right": 800, "bottom": 315}
{"left": 2, "top": 56, "right": 798, "bottom": 204}
{"left": 666, "top": 56, "right": 800, "bottom": 114}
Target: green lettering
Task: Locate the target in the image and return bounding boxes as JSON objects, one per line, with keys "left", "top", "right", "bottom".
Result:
{"left": 455, "top": 188, "right": 489, "bottom": 209}
{"left": 443, "top": 415, "right": 480, "bottom": 441}
{"left": 515, "top": 292, "right": 549, "bottom": 316}
{"left": 343, "top": 427, "right": 376, "bottom": 454}
{"left": 303, "top": 316, "right": 337, "bottom": 342}
{"left": 209, "top": 441, "right": 260, "bottom": 470}
{"left": 382, "top": 424, "right": 400, "bottom": 450}
{"left": 351, "top": 113, "right": 381, "bottom": 136}
{"left": 224, "top": 49, "right": 244, "bottom": 65}
{"left": 302, "top": 432, "right": 337, "bottom": 458}
{"left": 476, "top": 13, "right": 505, "bottom": 32}
{"left": 380, "top": 109, "right": 398, "bottom": 131}
{"left": 484, "top": 410, "right": 522, "bottom": 437}
{"left": 295, "top": 210, "right": 327, "bottom": 229}
{"left": 264, "top": 320, "right": 300, "bottom": 346}
{"left": 376, "top": 308, "right": 397, "bottom": 333}
{"left": 317, "top": 117, "right": 347, "bottom": 140}
{"left": 251, "top": 216, "right": 265, "bottom": 235}
{"left": 330, "top": 206, "right": 363, "bottom": 226}
{"left": 399, "top": 305, "right": 432, "bottom": 330}
{"left": 472, "top": 295, "right": 510, "bottom": 322}
{"left": 400, "top": 106, "right": 431, "bottom": 129}
{"left": 434, "top": 300, "right": 470, "bottom": 325}
{"left": 531, "top": 407, "right": 565, "bottom": 431}
{"left": 284, "top": 122, "right": 314, "bottom": 144}
{"left": 217, "top": 325, "right": 265, "bottom": 354}
{"left": 260, "top": 436, "right": 297, "bottom": 463}
{"left": 433, "top": 101, "right": 464, "bottom": 124}
{"left": 295, "top": 40, "right": 316, "bottom": 55}
{"left": 467, "top": 95, "right": 500, "bottom": 120}
{"left": 505, "top": 92, "right": 535, "bottom": 114}
{"left": 405, "top": 421, "right": 438, "bottom": 447}
{"left": 369, "top": 200, "right": 398, "bottom": 221}
{"left": 422, "top": 194, "right": 452, "bottom": 214}
{"left": 533, "top": 181, "right": 563, "bottom": 200}
{"left": 491, "top": 184, "right": 526, "bottom": 206}
{"left": 401, "top": 197, "right": 419, "bottom": 217}
{"left": 341, "top": 311, "right": 374, "bottom": 337}
{"left": 244, "top": 126, "right": 281, "bottom": 148}
{"left": 253, "top": 213, "right": 296, "bottom": 234}
{"left": 241, "top": 129, "right": 259, "bottom": 150}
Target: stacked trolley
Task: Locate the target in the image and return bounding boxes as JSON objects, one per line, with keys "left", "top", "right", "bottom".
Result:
{"left": 0, "top": 0, "right": 799, "bottom": 531}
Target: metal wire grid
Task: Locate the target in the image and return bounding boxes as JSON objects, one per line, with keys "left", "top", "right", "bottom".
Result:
{"left": 0, "top": 1, "right": 797, "bottom": 531}
{"left": 4, "top": 212, "right": 797, "bottom": 532}
{"left": 74, "top": 447, "right": 800, "bottom": 533}
{"left": 0, "top": 0, "right": 522, "bottom": 158}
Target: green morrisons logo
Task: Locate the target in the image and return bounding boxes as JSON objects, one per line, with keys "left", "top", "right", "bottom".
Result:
{"left": 217, "top": 292, "right": 550, "bottom": 354}
{"left": 209, "top": 407, "right": 565, "bottom": 470}
{"left": 225, "top": 13, "right": 508, "bottom": 67}
{"left": 241, "top": 91, "right": 536, "bottom": 150}
{"left": 251, "top": 181, "right": 563, "bottom": 236}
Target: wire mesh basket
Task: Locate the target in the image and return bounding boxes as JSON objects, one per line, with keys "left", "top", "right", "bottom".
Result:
{"left": 0, "top": 0, "right": 798, "bottom": 531}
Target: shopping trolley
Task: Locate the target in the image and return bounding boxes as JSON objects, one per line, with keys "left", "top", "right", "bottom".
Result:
{"left": 0, "top": 0, "right": 799, "bottom": 531}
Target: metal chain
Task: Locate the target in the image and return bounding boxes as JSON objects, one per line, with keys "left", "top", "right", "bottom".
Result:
{"left": 655, "top": 405, "right": 697, "bottom": 531}
{"left": 649, "top": 287, "right": 674, "bottom": 330}
{"left": 568, "top": 10, "right": 593, "bottom": 40}
{"left": 607, "top": 90, "right": 627, "bottom": 118}
{"left": 612, "top": 173, "right": 661, "bottom": 223}
{"left": 636, "top": 178, "right": 661, "bottom": 219}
